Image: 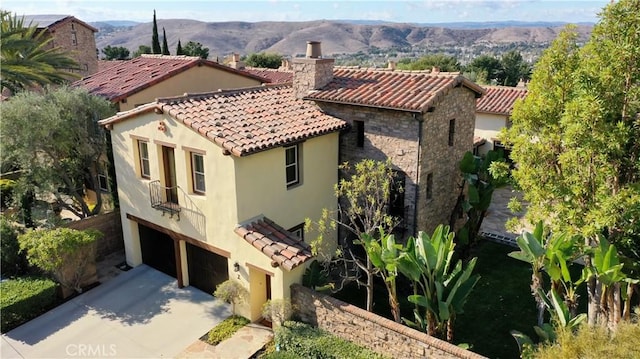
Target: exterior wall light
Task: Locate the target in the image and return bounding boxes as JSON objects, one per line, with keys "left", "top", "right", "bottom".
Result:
{"left": 233, "top": 262, "right": 240, "bottom": 272}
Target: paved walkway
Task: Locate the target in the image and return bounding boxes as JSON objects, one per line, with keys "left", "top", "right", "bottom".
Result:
{"left": 176, "top": 323, "right": 273, "bottom": 359}
{"left": 479, "top": 186, "right": 529, "bottom": 246}
{"left": 2, "top": 265, "right": 231, "bottom": 358}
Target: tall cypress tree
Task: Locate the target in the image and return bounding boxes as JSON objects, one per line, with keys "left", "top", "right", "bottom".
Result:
{"left": 176, "top": 39, "right": 184, "bottom": 55}
{"left": 151, "top": 10, "right": 161, "bottom": 54}
{"left": 162, "top": 27, "right": 170, "bottom": 55}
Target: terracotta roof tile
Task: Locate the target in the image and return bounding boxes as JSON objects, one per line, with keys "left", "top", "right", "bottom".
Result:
{"left": 476, "top": 85, "right": 528, "bottom": 115}
{"left": 244, "top": 67, "right": 293, "bottom": 84}
{"left": 235, "top": 217, "right": 313, "bottom": 271}
{"left": 99, "top": 84, "right": 347, "bottom": 157}
{"left": 305, "top": 67, "right": 484, "bottom": 112}
{"left": 73, "top": 55, "right": 266, "bottom": 103}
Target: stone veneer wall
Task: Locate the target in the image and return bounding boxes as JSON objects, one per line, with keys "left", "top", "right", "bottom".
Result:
{"left": 418, "top": 86, "right": 477, "bottom": 234}
{"left": 291, "top": 284, "right": 487, "bottom": 359}
{"left": 292, "top": 58, "right": 335, "bottom": 99}
{"left": 46, "top": 19, "right": 98, "bottom": 77}
{"left": 318, "top": 102, "right": 421, "bottom": 236}
{"left": 66, "top": 210, "right": 124, "bottom": 260}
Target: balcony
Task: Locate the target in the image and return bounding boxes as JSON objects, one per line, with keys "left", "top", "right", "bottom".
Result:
{"left": 149, "top": 180, "right": 181, "bottom": 220}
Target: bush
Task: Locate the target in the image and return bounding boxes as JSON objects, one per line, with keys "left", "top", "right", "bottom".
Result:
{"left": 207, "top": 315, "right": 250, "bottom": 345}
{"left": 214, "top": 279, "right": 248, "bottom": 314}
{"left": 1, "top": 276, "right": 57, "bottom": 332}
{"left": 262, "top": 299, "right": 293, "bottom": 327}
{"left": 18, "top": 227, "right": 101, "bottom": 293}
{"left": 0, "top": 217, "right": 28, "bottom": 276}
{"left": 275, "top": 321, "right": 388, "bottom": 359}
{"left": 0, "top": 179, "right": 16, "bottom": 208}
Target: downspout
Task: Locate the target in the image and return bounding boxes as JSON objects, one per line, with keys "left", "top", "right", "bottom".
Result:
{"left": 413, "top": 111, "right": 423, "bottom": 237}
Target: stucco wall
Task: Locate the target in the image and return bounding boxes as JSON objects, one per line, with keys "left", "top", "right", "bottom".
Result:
{"left": 474, "top": 112, "right": 508, "bottom": 156}
{"left": 418, "top": 87, "right": 477, "bottom": 234}
{"left": 119, "top": 66, "right": 263, "bottom": 111}
{"left": 291, "top": 284, "right": 487, "bottom": 359}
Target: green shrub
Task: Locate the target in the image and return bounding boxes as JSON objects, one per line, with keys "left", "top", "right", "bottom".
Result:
{"left": 1, "top": 217, "right": 28, "bottom": 276}
{"left": 0, "top": 179, "right": 16, "bottom": 208}
{"left": 207, "top": 315, "right": 250, "bottom": 345}
{"left": 275, "top": 321, "right": 388, "bottom": 359}
{"left": 214, "top": 279, "right": 248, "bottom": 314}
{"left": 1, "top": 276, "right": 57, "bottom": 332}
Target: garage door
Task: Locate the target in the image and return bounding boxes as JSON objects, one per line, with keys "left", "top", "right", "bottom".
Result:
{"left": 187, "top": 243, "right": 229, "bottom": 295}
{"left": 139, "top": 225, "right": 177, "bottom": 278}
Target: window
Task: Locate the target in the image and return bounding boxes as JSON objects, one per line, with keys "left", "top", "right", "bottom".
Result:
{"left": 354, "top": 120, "right": 365, "bottom": 148}
{"left": 426, "top": 173, "right": 433, "bottom": 200}
{"left": 71, "top": 32, "right": 77, "bottom": 46}
{"left": 138, "top": 141, "right": 150, "bottom": 178}
{"left": 98, "top": 173, "right": 109, "bottom": 192}
{"left": 448, "top": 119, "right": 455, "bottom": 146}
{"left": 191, "top": 152, "right": 205, "bottom": 194}
{"left": 285, "top": 144, "right": 299, "bottom": 187}
{"left": 288, "top": 223, "right": 304, "bottom": 241}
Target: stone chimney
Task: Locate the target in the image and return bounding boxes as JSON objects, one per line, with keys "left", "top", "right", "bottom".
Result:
{"left": 229, "top": 53, "right": 245, "bottom": 69}
{"left": 387, "top": 61, "right": 397, "bottom": 71}
{"left": 431, "top": 66, "right": 440, "bottom": 74}
{"left": 279, "top": 59, "right": 292, "bottom": 71}
{"left": 293, "top": 41, "right": 334, "bottom": 99}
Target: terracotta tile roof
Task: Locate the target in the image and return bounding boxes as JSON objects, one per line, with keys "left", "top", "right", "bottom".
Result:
{"left": 244, "top": 67, "right": 293, "bottom": 84}
{"left": 473, "top": 136, "right": 486, "bottom": 147}
{"left": 235, "top": 216, "right": 313, "bottom": 271}
{"left": 97, "top": 60, "right": 125, "bottom": 73}
{"left": 99, "top": 84, "right": 347, "bottom": 157}
{"left": 476, "top": 85, "right": 528, "bottom": 115}
{"left": 73, "top": 55, "right": 266, "bottom": 103}
{"left": 305, "top": 67, "right": 485, "bottom": 112}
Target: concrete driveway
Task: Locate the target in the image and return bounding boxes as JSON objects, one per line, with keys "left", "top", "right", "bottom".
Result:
{"left": 1, "top": 265, "right": 230, "bottom": 358}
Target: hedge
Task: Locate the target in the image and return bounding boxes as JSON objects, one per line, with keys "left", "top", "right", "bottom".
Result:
{"left": 1, "top": 276, "right": 58, "bottom": 332}
{"left": 207, "top": 315, "right": 250, "bottom": 345}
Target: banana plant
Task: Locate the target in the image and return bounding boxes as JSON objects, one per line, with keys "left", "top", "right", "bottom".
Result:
{"left": 360, "top": 229, "right": 403, "bottom": 323}
{"left": 396, "top": 225, "right": 480, "bottom": 341}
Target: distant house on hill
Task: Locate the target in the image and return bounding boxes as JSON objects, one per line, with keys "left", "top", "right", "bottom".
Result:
{"left": 22, "top": 15, "right": 99, "bottom": 77}
{"left": 74, "top": 55, "right": 267, "bottom": 111}
{"left": 474, "top": 85, "right": 528, "bottom": 156}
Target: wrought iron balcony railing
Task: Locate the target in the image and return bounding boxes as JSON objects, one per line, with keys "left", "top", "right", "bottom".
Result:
{"left": 149, "top": 180, "right": 181, "bottom": 219}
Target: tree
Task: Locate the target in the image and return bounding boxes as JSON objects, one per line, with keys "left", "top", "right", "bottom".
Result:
{"left": 0, "top": 86, "right": 116, "bottom": 219}
{"left": 397, "top": 225, "right": 480, "bottom": 341}
{"left": 175, "top": 39, "right": 184, "bottom": 55}
{"left": 244, "top": 52, "right": 283, "bottom": 69}
{"left": 133, "top": 45, "right": 152, "bottom": 58}
{"left": 396, "top": 54, "right": 461, "bottom": 72}
{"left": 214, "top": 279, "right": 248, "bottom": 314}
{"left": 151, "top": 10, "right": 161, "bottom": 54}
{"left": 465, "top": 54, "right": 502, "bottom": 84}
{"left": 161, "top": 27, "right": 169, "bottom": 55}
{"left": 309, "top": 159, "right": 400, "bottom": 314}
{"left": 101, "top": 45, "right": 130, "bottom": 60}
{"left": 503, "top": 0, "right": 640, "bottom": 328}
{"left": 182, "top": 41, "right": 209, "bottom": 59}
{"left": 1, "top": 11, "right": 78, "bottom": 93}
{"left": 0, "top": 217, "right": 27, "bottom": 276}
{"left": 19, "top": 227, "right": 101, "bottom": 294}
{"left": 498, "top": 50, "right": 531, "bottom": 86}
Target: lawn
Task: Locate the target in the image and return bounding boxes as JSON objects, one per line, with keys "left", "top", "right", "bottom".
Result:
{"left": 333, "top": 240, "right": 587, "bottom": 359}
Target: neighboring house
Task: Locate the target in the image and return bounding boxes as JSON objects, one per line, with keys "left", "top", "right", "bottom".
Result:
{"left": 74, "top": 55, "right": 266, "bottom": 111}
{"left": 293, "top": 42, "right": 485, "bottom": 236}
{"left": 98, "top": 85, "right": 347, "bottom": 321}
{"left": 474, "top": 85, "right": 528, "bottom": 156}
{"left": 22, "top": 15, "right": 99, "bottom": 77}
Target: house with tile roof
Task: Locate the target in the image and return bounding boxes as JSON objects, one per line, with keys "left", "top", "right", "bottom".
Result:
{"left": 75, "top": 55, "right": 266, "bottom": 112}
{"left": 293, "top": 42, "right": 485, "bottom": 236}
{"left": 99, "top": 84, "right": 346, "bottom": 321}
{"left": 474, "top": 85, "right": 528, "bottom": 156}
{"left": 22, "top": 15, "right": 99, "bottom": 77}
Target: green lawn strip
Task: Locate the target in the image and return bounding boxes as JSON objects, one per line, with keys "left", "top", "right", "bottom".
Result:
{"left": 1, "top": 276, "right": 59, "bottom": 333}
{"left": 206, "top": 315, "right": 250, "bottom": 345}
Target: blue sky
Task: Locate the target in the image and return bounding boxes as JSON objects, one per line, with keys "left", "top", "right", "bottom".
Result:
{"left": 3, "top": 0, "right": 610, "bottom": 24}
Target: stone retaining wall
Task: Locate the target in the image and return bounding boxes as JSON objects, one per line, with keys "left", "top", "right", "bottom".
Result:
{"left": 291, "top": 284, "right": 486, "bottom": 359}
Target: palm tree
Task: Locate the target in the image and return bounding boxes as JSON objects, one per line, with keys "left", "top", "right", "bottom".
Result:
{"left": 1, "top": 11, "right": 79, "bottom": 93}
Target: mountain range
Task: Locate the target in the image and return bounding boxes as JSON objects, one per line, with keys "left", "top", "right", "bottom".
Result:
{"left": 93, "top": 19, "right": 593, "bottom": 59}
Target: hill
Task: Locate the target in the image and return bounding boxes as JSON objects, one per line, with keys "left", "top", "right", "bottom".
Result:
{"left": 93, "top": 19, "right": 592, "bottom": 60}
